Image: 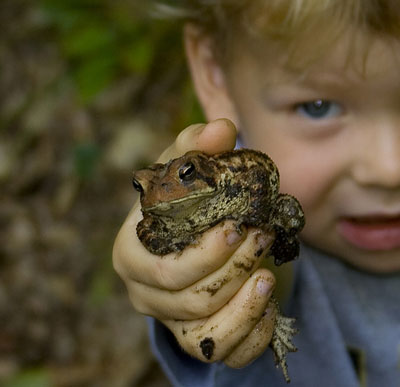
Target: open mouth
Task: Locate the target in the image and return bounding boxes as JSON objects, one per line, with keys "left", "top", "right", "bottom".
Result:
{"left": 337, "top": 215, "right": 400, "bottom": 251}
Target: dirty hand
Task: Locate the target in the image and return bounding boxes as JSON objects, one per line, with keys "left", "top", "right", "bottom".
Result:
{"left": 113, "top": 119, "right": 277, "bottom": 367}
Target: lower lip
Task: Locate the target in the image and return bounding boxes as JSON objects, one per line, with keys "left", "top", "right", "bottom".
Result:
{"left": 338, "top": 217, "right": 400, "bottom": 251}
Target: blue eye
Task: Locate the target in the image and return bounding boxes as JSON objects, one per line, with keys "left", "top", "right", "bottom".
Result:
{"left": 296, "top": 100, "right": 342, "bottom": 119}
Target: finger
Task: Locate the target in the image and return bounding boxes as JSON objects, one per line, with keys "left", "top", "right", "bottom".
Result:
{"left": 113, "top": 119, "right": 239, "bottom": 288}
{"left": 223, "top": 299, "right": 277, "bottom": 368}
{"left": 113, "top": 214, "right": 248, "bottom": 290}
{"left": 158, "top": 118, "right": 237, "bottom": 163}
{"left": 163, "top": 268, "right": 275, "bottom": 362}
{"left": 125, "top": 230, "right": 274, "bottom": 320}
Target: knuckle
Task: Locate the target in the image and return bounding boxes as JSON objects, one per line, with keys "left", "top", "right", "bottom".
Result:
{"left": 179, "top": 301, "right": 208, "bottom": 320}
{"left": 152, "top": 259, "right": 182, "bottom": 290}
{"left": 231, "top": 254, "right": 258, "bottom": 276}
{"left": 181, "top": 296, "right": 217, "bottom": 320}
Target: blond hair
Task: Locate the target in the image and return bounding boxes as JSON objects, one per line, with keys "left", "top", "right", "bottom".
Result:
{"left": 154, "top": 0, "right": 400, "bottom": 67}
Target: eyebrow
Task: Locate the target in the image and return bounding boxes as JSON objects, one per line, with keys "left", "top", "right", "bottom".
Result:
{"left": 261, "top": 70, "right": 363, "bottom": 97}
{"left": 296, "top": 71, "right": 361, "bottom": 89}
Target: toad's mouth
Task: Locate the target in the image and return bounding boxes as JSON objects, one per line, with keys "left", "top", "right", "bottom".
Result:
{"left": 143, "top": 189, "right": 218, "bottom": 217}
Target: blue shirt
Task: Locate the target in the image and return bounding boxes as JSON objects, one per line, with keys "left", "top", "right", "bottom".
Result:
{"left": 147, "top": 244, "right": 400, "bottom": 386}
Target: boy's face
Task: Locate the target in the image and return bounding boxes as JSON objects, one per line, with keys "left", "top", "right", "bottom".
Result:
{"left": 187, "top": 28, "right": 400, "bottom": 273}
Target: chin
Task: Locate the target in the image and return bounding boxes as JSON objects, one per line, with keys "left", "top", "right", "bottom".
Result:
{"left": 335, "top": 246, "right": 400, "bottom": 275}
{"left": 305, "top": 235, "right": 400, "bottom": 274}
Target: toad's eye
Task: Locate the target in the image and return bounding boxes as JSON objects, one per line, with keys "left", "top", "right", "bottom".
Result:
{"left": 179, "top": 162, "right": 196, "bottom": 182}
{"left": 132, "top": 178, "right": 143, "bottom": 193}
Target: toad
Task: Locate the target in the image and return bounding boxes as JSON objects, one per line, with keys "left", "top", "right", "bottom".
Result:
{"left": 132, "top": 148, "right": 305, "bottom": 382}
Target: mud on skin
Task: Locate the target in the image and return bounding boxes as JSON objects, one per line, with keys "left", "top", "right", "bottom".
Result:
{"left": 133, "top": 148, "right": 305, "bottom": 265}
{"left": 200, "top": 337, "right": 215, "bottom": 360}
{"left": 133, "top": 148, "right": 305, "bottom": 382}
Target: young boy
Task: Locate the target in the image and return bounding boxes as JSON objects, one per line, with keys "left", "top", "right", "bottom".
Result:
{"left": 113, "top": 1, "right": 400, "bottom": 385}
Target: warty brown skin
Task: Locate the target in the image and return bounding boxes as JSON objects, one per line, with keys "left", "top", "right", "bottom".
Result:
{"left": 133, "top": 148, "right": 305, "bottom": 266}
{"left": 132, "top": 148, "right": 305, "bottom": 382}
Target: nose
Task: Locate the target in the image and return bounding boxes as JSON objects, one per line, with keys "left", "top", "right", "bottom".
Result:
{"left": 351, "top": 120, "right": 400, "bottom": 189}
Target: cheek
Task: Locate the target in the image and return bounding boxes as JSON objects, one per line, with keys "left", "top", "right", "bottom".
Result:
{"left": 278, "top": 159, "right": 337, "bottom": 248}
{"left": 277, "top": 153, "right": 341, "bottom": 216}
{"left": 280, "top": 165, "right": 327, "bottom": 208}
{"left": 241, "top": 121, "right": 349, "bottom": 212}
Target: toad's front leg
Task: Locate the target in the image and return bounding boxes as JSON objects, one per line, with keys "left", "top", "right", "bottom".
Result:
{"left": 269, "top": 194, "right": 305, "bottom": 265}
{"left": 137, "top": 217, "right": 194, "bottom": 255}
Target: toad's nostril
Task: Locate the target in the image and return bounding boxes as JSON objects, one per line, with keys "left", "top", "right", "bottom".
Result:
{"left": 161, "top": 182, "right": 172, "bottom": 192}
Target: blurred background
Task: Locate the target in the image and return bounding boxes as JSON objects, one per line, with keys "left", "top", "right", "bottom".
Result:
{"left": 0, "top": 0, "right": 203, "bottom": 385}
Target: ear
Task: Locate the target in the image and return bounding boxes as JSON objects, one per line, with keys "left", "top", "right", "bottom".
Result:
{"left": 184, "top": 23, "right": 239, "bottom": 125}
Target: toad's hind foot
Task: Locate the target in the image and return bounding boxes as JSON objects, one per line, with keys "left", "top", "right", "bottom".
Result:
{"left": 270, "top": 308, "right": 298, "bottom": 383}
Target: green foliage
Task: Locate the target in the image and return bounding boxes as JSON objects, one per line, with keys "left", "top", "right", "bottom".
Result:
{"left": 88, "top": 258, "right": 115, "bottom": 306}
{"left": 123, "top": 38, "right": 154, "bottom": 74}
{"left": 1, "top": 2, "right": 198, "bottom": 385}
{"left": 3, "top": 369, "right": 51, "bottom": 387}
{"left": 38, "top": 0, "right": 197, "bottom": 136}
{"left": 39, "top": 0, "right": 160, "bottom": 103}
{"left": 74, "top": 54, "right": 118, "bottom": 102}
{"left": 62, "top": 23, "right": 116, "bottom": 57}
{"left": 73, "top": 142, "right": 101, "bottom": 179}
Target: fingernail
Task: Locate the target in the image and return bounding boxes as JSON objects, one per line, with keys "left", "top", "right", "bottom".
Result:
{"left": 256, "top": 278, "right": 273, "bottom": 296}
{"left": 255, "top": 232, "right": 272, "bottom": 253}
{"left": 176, "top": 124, "right": 206, "bottom": 150}
{"left": 190, "top": 123, "right": 206, "bottom": 137}
{"left": 226, "top": 230, "right": 242, "bottom": 246}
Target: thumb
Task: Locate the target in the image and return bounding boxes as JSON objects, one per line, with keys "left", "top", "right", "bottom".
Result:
{"left": 157, "top": 118, "right": 237, "bottom": 163}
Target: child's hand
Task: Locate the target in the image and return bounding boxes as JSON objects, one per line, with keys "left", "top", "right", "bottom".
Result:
{"left": 113, "top": 119, "right": 277, "bottom": 367}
